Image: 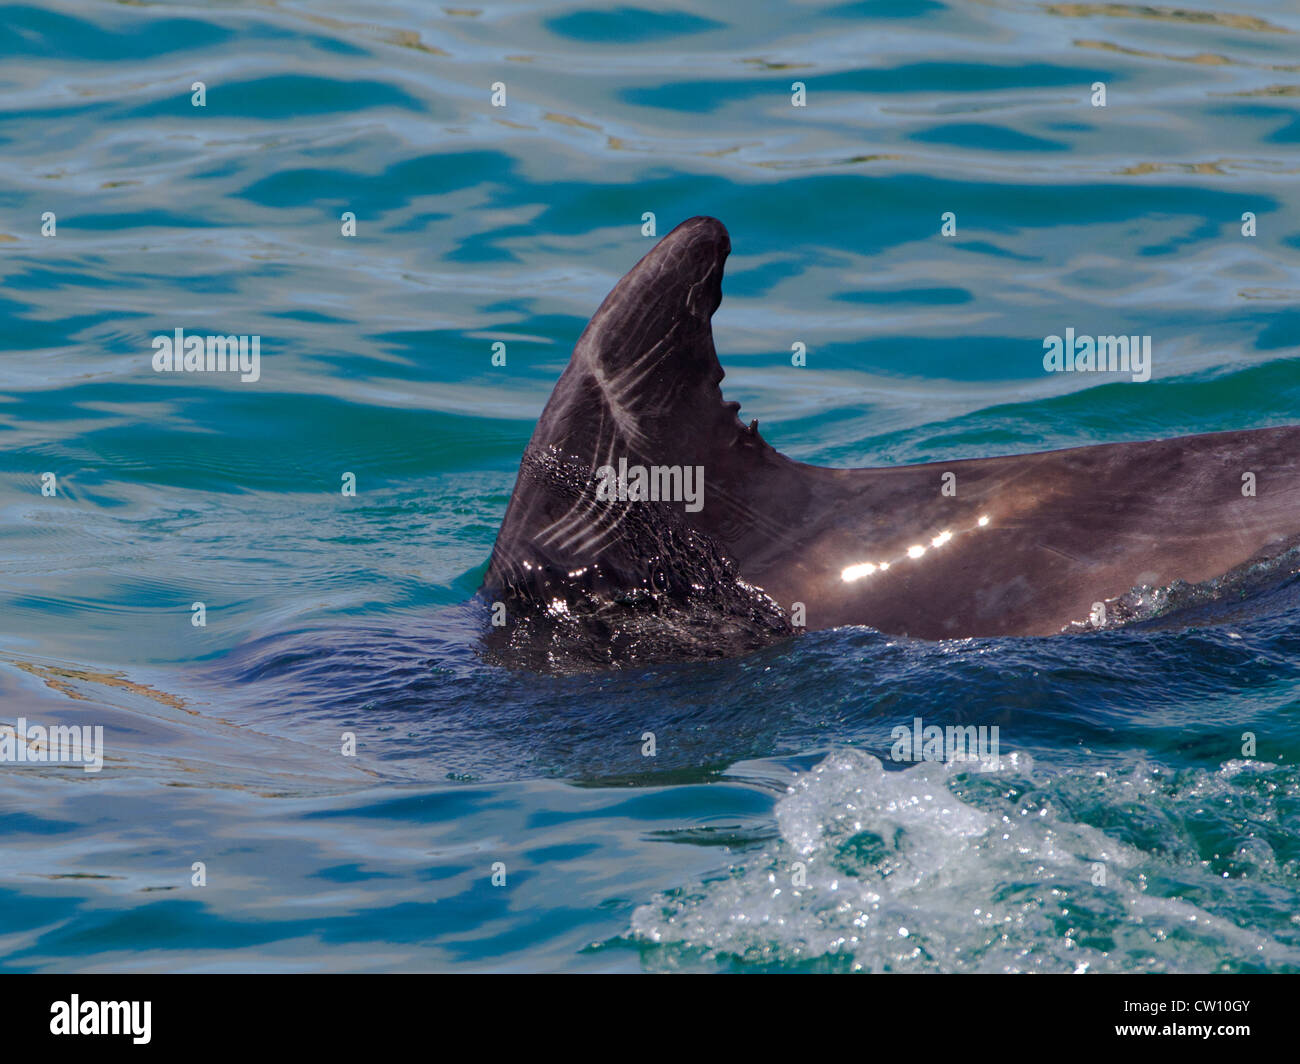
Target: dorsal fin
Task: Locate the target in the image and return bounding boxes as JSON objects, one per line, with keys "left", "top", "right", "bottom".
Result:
{"left": 532, "top": 215, "right": 733, "bottom": 468}
{"left": 482, "top": 217, "right": 791, "bottom": 668}
{"left": 487, "top": 217, "right": 745, "bottom": 581}
{"left": 483, "top": 217, "right": 1300, "bottom": 670}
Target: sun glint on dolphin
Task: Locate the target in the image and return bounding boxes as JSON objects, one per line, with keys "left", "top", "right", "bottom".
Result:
{"left": 482, "top": 217, "right": 1300, "bottom": 669}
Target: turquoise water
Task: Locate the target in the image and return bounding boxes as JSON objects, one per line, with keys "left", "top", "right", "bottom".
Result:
{"left": 2, "top": 0, "right": 1299, "bottom": 972}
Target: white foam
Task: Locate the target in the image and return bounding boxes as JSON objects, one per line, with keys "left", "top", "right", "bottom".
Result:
{"left": 630, "top": 749, "right": 1300, "bottom": 972}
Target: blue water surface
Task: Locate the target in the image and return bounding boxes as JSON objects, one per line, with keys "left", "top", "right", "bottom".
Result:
{"left": 1, "top": 0, "right": 1299, "bottom": 972}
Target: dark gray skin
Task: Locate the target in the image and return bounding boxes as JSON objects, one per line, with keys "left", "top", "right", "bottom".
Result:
{"left": 483, "top": 216, "right": 1300, "bottom": 664}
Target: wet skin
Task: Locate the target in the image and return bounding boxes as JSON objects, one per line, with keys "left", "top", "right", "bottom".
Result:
{"left": 485, "top": 217, "right": 1300, "bottom": 644}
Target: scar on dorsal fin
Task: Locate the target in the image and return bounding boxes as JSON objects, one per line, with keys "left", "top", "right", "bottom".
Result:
{"left": 487, "top": 218, "right": 746, "bottom": 581}
{"left": 537, "top": 216, "right": 734, "bottom": 459}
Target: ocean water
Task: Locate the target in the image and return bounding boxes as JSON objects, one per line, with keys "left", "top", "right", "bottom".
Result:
{"left": 1, "top": 0, "right": 1299, "bottom": 973}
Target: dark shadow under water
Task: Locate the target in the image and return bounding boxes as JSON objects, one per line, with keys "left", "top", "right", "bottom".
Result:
{"left": 202, "top": 566, "right": 1300, "bottom": 786}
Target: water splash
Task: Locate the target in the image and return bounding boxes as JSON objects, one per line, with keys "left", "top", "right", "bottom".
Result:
{"left": 629, "top": 748, "right": 1300, "bottom": 972}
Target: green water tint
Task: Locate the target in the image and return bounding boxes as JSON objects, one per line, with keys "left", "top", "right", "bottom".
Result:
{"left": 0, "top": 0, "right": 1297, "bottom": 971}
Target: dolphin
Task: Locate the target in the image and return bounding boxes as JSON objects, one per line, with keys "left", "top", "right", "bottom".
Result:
{"left": 482, "top": 216, "right": 1300, "bottom": 668}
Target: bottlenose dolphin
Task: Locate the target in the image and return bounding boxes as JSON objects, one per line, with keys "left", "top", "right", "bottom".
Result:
{"left": 483, "top": 217, "right": 1300, "bottom": 668}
